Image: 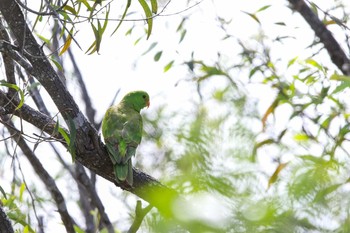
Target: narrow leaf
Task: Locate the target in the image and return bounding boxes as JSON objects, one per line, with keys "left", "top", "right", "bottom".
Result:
{"left": 294, "top": 133, "right": 309, "bottom": 141}
{"left": 268, "top": 163, "right": 288, "bottom": 189}
{"left": 142, "top": 42, "right": 157, "bottom": 55}
{"left": 63, "top": 5, "right": 77, "bottom": 15}
{"left": 0, "top": 81, "right": 25, "bottom": 110}
{"left": 257, "top": 5, "right": 271, "bottom": 12}
{"left": 36, "top": 33, "right": 51, "bottom": 45}
{"left": 58, "top": 127, "right": 70, "bottom": 145}
{"left": 0, "top": 186, "right": 7, "bottom": 199}
{"left": 111, "top": 0, "right": 131, "bottom": 36}
{"left": 287, "top": 56, "right": 298, "bottom": 68}
{"left": 67, "top": 116, "right": 77, "bottom": 162}
{"left": 59, "top": 35, "right": 72, "bottom": 56}
{"left": 164, "top": 60, "right": 174, "bottom": 72}
{"left": 275, "top": 22, "right": 286, "bottom": 26}
{"left": 138, "top": 0, "right": 153, "bottom": 39}
{"left": 252, "top": 138, "right": 275, "bottom": 161}
{"left": 176, "top": 18, "right": 186, "bottom": 32}
{"left": 306, "top": 59, "right": 323, "bottom": 70}
{"left": 330, "top": 73, "right": 350, "bottom": 82}
{"left": 150, "top": 0, "right": 158, "bottom": 14}
{"left": 179, "top": 29, "right": 187, "bottom": 43}
{"left": 242, "top": 11, "right": 260, "bottom": 24}
{"left": 19, "top": 183, "right": 25, "bottom": 202}
{"left": 262, "top": 98, "right": 279, "bottom": 130}
{"left": 154, "top": 51, "right": 162, "bottom": 61}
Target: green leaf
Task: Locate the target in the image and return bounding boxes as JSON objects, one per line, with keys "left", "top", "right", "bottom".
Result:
{"left": 294, "top": 133, "right": 309, "bottom": 141}
{"left": 0, "top": 186, "right": 7, "bottom": 199}
{"left": 57, "top": 118, "right": 76, "bottom": 162}
{"left": 150, "top": 0, "right": 158, "bottom": 14}
{"left": 179, "top": 29, "right": 187, "bottom": 43}
{"left": 58, "top": 127, "right": 70, "bottom": 145}
{"left": 86, "top": 23, "right": 100, "bottom": 54}
{"left": 0, "top": 80, "right": 25, "bottom": 110}
{"left": 287, "top": 56, "right": 298, "bottom": 68}
{"left": 256, "top": 5, "right": 271, "bottom": 12}
{"left": 36, "top": 33, "right": 51, "bottom": 45}
{"left": 63, "top": 5, "right": 77, "bottom": 15}
{"left": 142, "top": 42, "right": 157, "bottom": 55}
{"left": 242, "top": 11, "right": 260, "bottom": 24}
{"left": 268, "top": 162, "right": 288, "bottom": 189}
{"left": 125, "top": 25, "right": 134, "bottom": 36}
{"left": 134, "top": 36, "right": 142, "bottom": 45}
{"left": 74, "top": 225, "right": 86, "bottom": 233}
{"left": 330, "top": 73, "right": 350, "bottom": 82}
{"left": 67, "top": 116, "right": 77, "bottom": 162}
{"left": 305, "top": 59, "right": 323, "bottom": 70}
{"left": 77, "top": 0, "right": 92, "bottom": 11}
{"left": 154, "top": 51, "right": 162, "bottom": 61}
{"left": 313, "top": 183, "right": 342, "bottom": 204}
{"left": 50, "top": 57, "right": 63, "bottom": 71}
{"left": 176, "top": 18, "right": 186, "bottom": 32}
{"left": 164, "top": 60, "right": 174, "bottom": 72}
{"left": 19, "top": 183, "right": 25, "bottom": 202}
{"left": 111, "top": 0, "right": 131, "bottom": 36}
{"left": 275, "top": 22, "right": 286, "bottom": 26}
{"left": 332, "top": 82, "right": 350, "bottom": 94}
{"left": 138, "top": 0, "right": 153, "bottom": 39}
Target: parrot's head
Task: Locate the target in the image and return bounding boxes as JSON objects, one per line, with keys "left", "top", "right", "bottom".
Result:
{"left": 122, "top": 90, "right": 150, "bottom": 112}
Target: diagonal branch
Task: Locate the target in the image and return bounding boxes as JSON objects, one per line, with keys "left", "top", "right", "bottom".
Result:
{"left": 0, "top": 206, "right": 14, "bottom": 233}
{"left": 288, "top": 0, "right": 350, "bottom": 75}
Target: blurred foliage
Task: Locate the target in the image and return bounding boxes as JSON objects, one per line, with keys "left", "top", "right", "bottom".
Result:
{"left": 136, "top": 1, "right": 350, "bottom": 232}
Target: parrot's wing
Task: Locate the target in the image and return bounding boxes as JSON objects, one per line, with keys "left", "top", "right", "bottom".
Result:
{"left": 120, "top": 113, "right": 142, "bottom": 163}
{"left": 102, "top": 107, "right": 124, "bottom": 164}
{"left": 104, "top": 137, "right": 122, "bottom": 164}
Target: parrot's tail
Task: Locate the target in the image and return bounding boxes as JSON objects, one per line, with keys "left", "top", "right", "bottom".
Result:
{"left": 115, "top": 161, "right": 133, "bottom": 186}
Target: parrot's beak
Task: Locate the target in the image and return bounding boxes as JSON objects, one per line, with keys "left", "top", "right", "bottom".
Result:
{"left": 147, "top": 100, "right": 150, "bottom": 108}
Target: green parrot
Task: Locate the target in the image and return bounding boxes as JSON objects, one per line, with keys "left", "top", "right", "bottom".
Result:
{"left": 102, "top": 91, "right": 150, "bottom": 186}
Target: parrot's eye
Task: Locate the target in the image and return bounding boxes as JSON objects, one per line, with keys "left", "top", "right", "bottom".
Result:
{"left": 142, "top": 95, "right": 146, "bottom": 99}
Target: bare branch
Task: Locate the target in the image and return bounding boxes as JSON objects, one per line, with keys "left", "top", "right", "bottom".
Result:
{"left": 74, "top": 164, "right": 114, "bottom": 233}
{"left": 0, "top": 40, "right": 33, "bottom": 73}
{"left": 1, "top": 116, "right": 77, "bottom": 233}
{"left": 0, "top": 21, "right": 17, "bottom": 99}
{"left": 66, "top": 42, "right": 97, "bottom": 126}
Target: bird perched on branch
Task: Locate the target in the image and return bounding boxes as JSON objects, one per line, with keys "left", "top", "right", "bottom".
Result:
{"left": 102, "top": 91, "right": 150, "bottom": 186}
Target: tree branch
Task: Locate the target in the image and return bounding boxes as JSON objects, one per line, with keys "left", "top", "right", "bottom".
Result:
{"left": 1, "top": 116, "right": 77, "bottom": 233}
{"left": 74, "top": 164, "right": 114, "bottom": 233}
{"left": 288, "top": 0, "right": 350, "bottom": 75}
{"left": 0, "top": 206, "right": 14, "bottom": 233}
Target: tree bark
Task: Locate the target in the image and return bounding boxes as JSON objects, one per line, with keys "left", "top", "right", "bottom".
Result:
{"left": 288, "top": 0, "right": 350, "bottom": 75}
{"left": 0, "top": 206, "right": 14, "bottom": 233}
